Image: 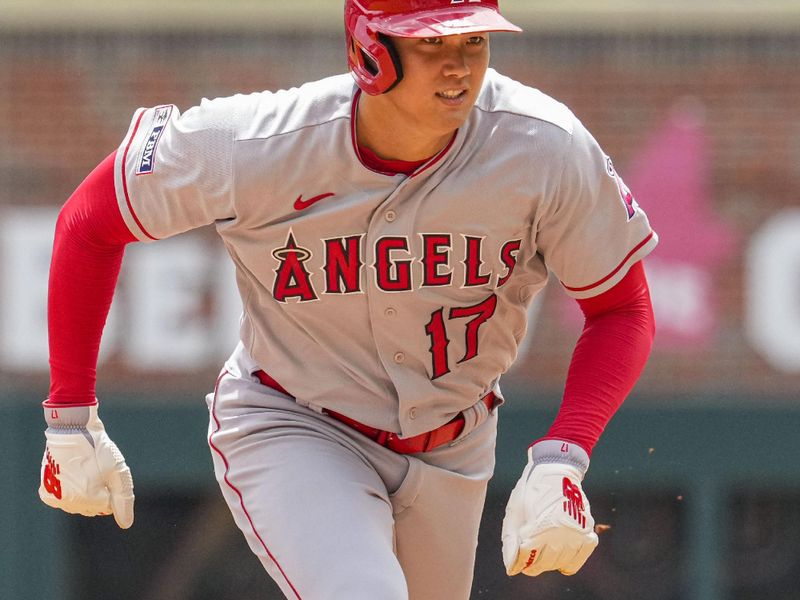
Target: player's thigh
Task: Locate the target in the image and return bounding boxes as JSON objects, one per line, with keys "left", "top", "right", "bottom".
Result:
{"left": 391, "top": 411, "right": 498, "bottom": 600}
{"left": 207, "top": 384, "right": 407, "bottom": 599}
{"left": 392, "top": 462, "right": 489, "bottom": 600}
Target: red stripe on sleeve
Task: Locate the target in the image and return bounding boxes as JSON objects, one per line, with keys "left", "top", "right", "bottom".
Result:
{"left": 562, "top": 232, "right": 654, "bottom": 293}
{"left": 538, "top": 261, "right": 655, "bottom": 455}
{"left": 120, "top": 110, "right": 158, "bottom": 240}
{"left": 47, "top": 151, "right": 138, "bottom": 405}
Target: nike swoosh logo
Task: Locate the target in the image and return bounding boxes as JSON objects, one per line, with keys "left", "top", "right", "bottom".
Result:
{"left": 294, "top": 192, "right": 335, "bottom": 211}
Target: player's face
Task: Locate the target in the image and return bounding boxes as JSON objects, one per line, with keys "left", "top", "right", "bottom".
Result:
{"left": 387, "top": 33, "right": 490, "bottom": 139}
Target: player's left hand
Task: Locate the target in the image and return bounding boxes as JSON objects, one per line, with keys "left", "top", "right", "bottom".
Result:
{"left": 501, "top": 441, "right": 598, "bottom": 577}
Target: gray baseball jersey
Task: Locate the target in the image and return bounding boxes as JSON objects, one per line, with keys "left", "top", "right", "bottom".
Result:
{"left": 113, "top": 68, "right": 657, "bottom": 438}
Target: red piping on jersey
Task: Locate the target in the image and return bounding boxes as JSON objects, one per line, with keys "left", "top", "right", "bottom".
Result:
{"left": 562, "top": 231, "right": 654, "bottom": 293}
{"left": 357, "top": 144, "right": 427, "bottom": 176}
{"left": 411, "top": 132, "right": 457, "bottom": 178}
{"left": 350, "top": 90, "right": 395, "bottom": 176}
{"left": 120, "top": 109, "right": 158, "bottom": 241}
{"left": 349, "top": 89, "right": 456, "bottom": 177}
{"left": 208, "top": 370, "right": 303, "bottom": 600}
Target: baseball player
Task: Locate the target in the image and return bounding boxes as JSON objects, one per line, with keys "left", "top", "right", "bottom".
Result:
{"left": 38, "top": 1, "right": 657, "bottom": 598}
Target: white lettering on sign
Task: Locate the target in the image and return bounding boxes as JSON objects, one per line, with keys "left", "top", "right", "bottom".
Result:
{"left": 0, "top": 209, "right": 240, "bottom": 372}
{"left": 646, "top": 258, "right": 713, "bottom": 337}
{"left": 0, "top": 208, "right": 57, "bottom": 368}
{"left": 3, "top": 206, "right": 800, "bottom": 377}
{"left": 745, "top": 208, "right": 800, "bottom": 373}
{"left": 124, "top": 237, "right": 240, "bottom": 369}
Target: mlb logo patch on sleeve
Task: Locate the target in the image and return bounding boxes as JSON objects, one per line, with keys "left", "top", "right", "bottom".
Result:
{"left": 136, "top": 105, "right": 173, "bottom": 175}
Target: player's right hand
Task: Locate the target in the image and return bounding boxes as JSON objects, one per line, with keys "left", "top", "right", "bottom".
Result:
{"left": 38, "top": 403, "right": 135, "bottom": 529}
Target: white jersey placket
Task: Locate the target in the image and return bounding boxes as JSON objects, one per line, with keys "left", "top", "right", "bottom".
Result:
{"left": 360, "top": 130, "right": 466, "bottom": 438}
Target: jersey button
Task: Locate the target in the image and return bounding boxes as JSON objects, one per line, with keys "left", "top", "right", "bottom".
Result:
{"left": 385, "top": 210, "right": 396, "bottom": 222}
{"left": 385, "top": 307, "right": 397, "bottom": 318}
{"left": 409, "top": 407, "right": 418, "bottom": 420}
{"left": 393, "top": 352, "right": 405, "bottom": 363}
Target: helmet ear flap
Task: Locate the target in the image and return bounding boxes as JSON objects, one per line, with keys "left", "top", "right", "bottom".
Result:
{"left": 345, "top": 6, "right": 404, "bottom": 95}
{"left": 375, "top": 34, "right": 403, "bottom": 93}
{"left": 357, "top": 44, "right": 379, "bottom": 77}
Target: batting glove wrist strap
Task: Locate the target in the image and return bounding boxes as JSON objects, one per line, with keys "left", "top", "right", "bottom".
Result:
{"left": 38, "top": 404, "right": 135, "bottom": 529}
{"left": 44, "top": 403, "right": 93, "bottom": 429}
{"left": 501, "top": 443, "right": 598, "bottom": 578}
{"left": 529, "top": 439, "right": 590, "bottom": 478}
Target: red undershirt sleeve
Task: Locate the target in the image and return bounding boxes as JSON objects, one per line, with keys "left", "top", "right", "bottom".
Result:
{"left": 47, "top": 151, "right": 138, "bottom": 406}
{"left": 537, "top": 260, "right": 655, "bottom": 456}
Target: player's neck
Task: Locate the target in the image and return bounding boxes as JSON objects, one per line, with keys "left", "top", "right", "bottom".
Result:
{"left": 356, "top": 93, "right": 455, "bottom": 162}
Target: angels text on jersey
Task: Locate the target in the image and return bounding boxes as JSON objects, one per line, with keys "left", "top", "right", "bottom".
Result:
{"left": 270, "top": 229, "right": 521, "bottom": 302}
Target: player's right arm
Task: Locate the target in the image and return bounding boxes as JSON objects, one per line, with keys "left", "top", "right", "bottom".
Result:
{"left": 39, "top": 151, "right": 138, "bottom": 528}
{"left": 40, "top": 98, "right": 238, "bottom": 526}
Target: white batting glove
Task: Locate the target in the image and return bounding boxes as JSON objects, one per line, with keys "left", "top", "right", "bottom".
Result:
{"left": 501, "top": 440, "right": 598, "bottom": 577}
{"left": 38, "top": 403, "right": 135, "bottom": 529}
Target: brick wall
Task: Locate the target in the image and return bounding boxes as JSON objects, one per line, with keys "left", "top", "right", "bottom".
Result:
{"left": 1, "top": 29, "right": 798, "bottom": 396}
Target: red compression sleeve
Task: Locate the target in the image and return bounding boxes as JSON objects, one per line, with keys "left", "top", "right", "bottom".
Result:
{"left": 540, "top": 261, "right": 655, "bottom": 455}
{"left": 47, "top": 151, "right": 137, "bottom": 405}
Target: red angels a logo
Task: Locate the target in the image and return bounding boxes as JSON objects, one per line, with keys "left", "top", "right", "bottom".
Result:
{"left": 272, "top": 232, "right": 317, "bottom": 302}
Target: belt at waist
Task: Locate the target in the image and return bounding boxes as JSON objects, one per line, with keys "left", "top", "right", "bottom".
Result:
{"left": 253, "top": 369, "right": 497, "bottom": 454}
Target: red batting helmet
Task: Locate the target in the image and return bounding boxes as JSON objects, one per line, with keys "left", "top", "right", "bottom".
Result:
{"left": 345, "top": 0, "right": 522, "bottom": 95}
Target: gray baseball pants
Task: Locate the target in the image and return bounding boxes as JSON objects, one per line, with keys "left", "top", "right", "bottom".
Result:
{"left": 206, "top": 344, "right": 498, "bottom": 600}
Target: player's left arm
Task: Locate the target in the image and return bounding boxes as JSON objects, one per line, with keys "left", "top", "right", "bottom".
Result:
{"left": 502, "top": 259, "right": 655, "bottom": 576}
